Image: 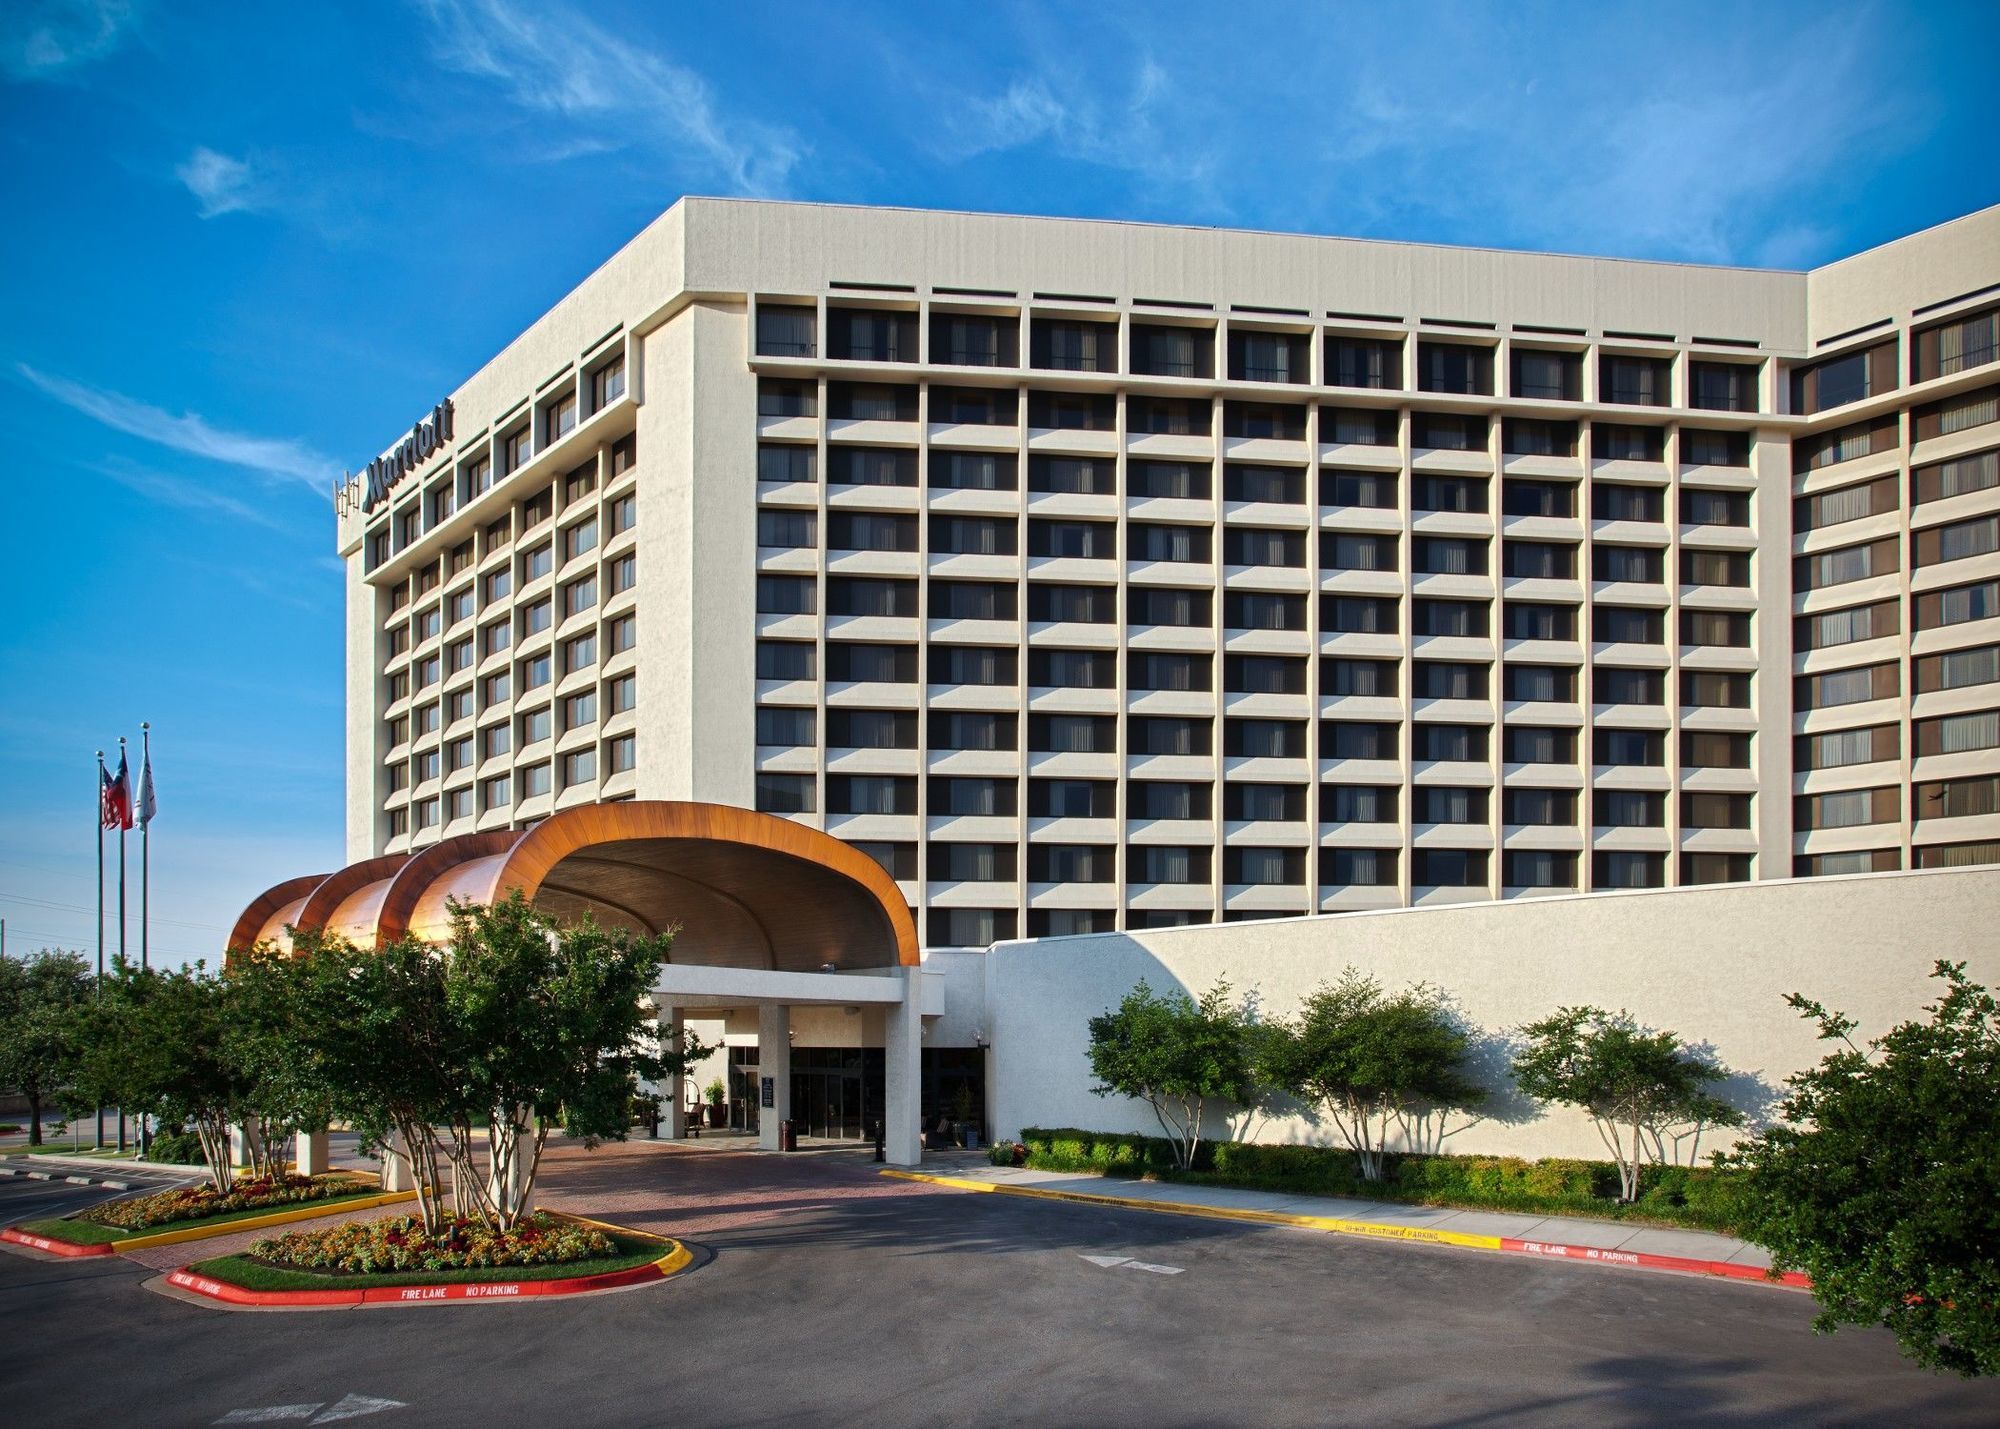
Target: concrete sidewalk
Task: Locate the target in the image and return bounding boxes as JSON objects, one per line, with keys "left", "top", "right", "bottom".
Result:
{"left": 885, "top": 1159, "right": 1808, "bottom": 1290}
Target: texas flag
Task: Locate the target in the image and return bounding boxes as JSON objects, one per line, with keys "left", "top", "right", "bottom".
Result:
{"left": 101, "top": 750, "right": 133, "bottom": 831}
{"left": 138, "top": 744, "right": 157, "bottom": 827}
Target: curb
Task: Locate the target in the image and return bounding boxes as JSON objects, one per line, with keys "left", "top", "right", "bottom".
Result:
{"left": 2, "top": 1181, "right": 417, "bottom": 1257}
{"left": 1, "top": 1226, "right": 118, "bottom": 1257}
{"left": 164, "top": 1236, "right": 693, "bottom": 1309}
{"left": 0, "top": 1164, "right": 134, "bottom": 1191}
{"left": 882, "top": 1169, "right": 1810, "bottom": 1292}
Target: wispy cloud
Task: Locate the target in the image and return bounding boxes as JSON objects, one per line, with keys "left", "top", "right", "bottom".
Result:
{"left": 17, "top": 364, "right": 336, "bottom": 490}
{"left": 175, "top": 146, "right": 257, "bottom": 217}
{"left": 94, "top": 455, "right": 294, "bottom": 531}
{"left": 415, "top": 0, "right": 801, "bottom": 195}
{"left": 2, "top": 0, "right": 136, "bottom": 81}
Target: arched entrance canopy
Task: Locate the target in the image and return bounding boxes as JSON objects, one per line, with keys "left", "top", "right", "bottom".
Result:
{"left": 227, "top": 801, "right": 919, "bottom": 971}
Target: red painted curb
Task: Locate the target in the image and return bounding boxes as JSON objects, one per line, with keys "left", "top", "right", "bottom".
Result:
{"left": 1499, "top": 1236, "right": 1810, "bottom": 1289}
{"left": 164, "top": 1253, "right": 682, "bottom": 1307}
{"left": 2, "top": 1226, "right": 118, "bottom": 1258}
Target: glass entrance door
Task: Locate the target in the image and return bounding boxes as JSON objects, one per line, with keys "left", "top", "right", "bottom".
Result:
{"left": 788, "top": 1048, "right": 883, "bottom": 1140}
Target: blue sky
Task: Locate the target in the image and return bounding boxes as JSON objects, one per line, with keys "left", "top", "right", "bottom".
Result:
{"left": 1, "top": 0, "right": 1995, "bottom": 967}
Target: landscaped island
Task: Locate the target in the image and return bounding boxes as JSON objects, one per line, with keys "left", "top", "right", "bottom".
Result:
{"left": 8, "top": 1173, "right": 392, "bottom": 1250}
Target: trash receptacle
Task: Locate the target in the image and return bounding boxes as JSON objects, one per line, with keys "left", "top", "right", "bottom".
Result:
{"left": 780, "top": 1119, "right": 797, "bottom": 1152}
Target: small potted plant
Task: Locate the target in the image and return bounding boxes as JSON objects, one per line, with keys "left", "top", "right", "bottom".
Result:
{"left": 704, "top": 1078, "right": 728, "bottom": 1128}
{"left": 950, "top": 1083, "right": 981, "bottom": 1151}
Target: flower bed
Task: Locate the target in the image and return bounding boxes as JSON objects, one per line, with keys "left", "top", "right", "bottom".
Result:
{"left": 249, "top": 1211, "right": 616, "bottom": 1275}
{"left": 74, "top": 1174, "right": 366, "bottom": 1232}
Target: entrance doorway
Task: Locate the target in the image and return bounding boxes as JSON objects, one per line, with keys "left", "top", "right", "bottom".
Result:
{"left": 788, "top": 1048, "right": 884, "bottom": 1141}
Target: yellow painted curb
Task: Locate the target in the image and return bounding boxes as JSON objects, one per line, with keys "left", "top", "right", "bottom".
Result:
{"left": 533, "top": 1207, "right": 693, "bottom": 1279}
{"left": 881, "top": 1169, "right": 1504, "bottom": 1252}
{"left": 111, "top": 1186, "right": 419, "bottom": 1252}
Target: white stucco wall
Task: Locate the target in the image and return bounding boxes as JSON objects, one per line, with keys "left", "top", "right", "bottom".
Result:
{"left": 982, "top": 865, "right": 2000, "bottom": 1161}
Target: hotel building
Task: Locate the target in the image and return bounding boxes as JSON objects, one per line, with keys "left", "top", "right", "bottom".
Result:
{"left": 335, "top": 199, "right": 2000, "bottom": 950}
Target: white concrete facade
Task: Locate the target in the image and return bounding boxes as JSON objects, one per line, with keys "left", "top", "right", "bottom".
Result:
{"left": 979, "top": 864, "right": 2000, "bottom": 1161}
{"left": 334, "top": 199, "right": 2000, "bottom": 953}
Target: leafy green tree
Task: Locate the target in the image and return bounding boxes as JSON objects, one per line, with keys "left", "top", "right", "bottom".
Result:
{"left": 1258, "top": 968, "right": 1485, "bottom": 1181}
{"left": 71, "top": 960, "right": 242, "bottom": 1191}
{"left": 1511, "top": 1006, "right": 1742, "bottom": 1202}
{"left": 1726, "top": 962, "right": 2000, "bottom": 1377}
{"left": 0, "top": 949, "right": 94, "bottom": 1145}
{"left": 222, "top": 945, "right": 339, "bottom": 1182}
{"left": 1087, "top": 978, "right": 1260, "bottom": 1169}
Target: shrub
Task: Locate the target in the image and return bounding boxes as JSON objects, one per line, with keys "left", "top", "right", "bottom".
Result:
{"left": 250, "top": 1210, "right": 615, "bottom": 1274}
{"left": 76, "top": 1174, "right": 359, "bottom": 1230}
{"left": 988, "top": 1141, "right": 1024, "bottom": 1167}
{"left": 144, "top": 1131, "right": 204, "bottom": 1165}
{"left": 1018, "top": 1128, "right": 1183, "bottom": 1176}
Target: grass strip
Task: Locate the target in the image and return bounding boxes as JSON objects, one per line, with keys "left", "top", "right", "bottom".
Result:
{"left": 189, "top": 1231, "right": 666, "bottom": 1293}
{"left": 17, "top": 1181, "right": 386, "bottom": 1247}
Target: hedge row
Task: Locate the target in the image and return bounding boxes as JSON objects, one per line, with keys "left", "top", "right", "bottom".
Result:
{"left": 1012, "top": 1127, "right": 1747, "bottom": 1233}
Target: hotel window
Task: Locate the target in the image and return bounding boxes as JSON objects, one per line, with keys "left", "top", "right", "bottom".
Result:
{"left": 1326, "top": 784, "right": 1398, "bottom": 823}
{"left": 1030, "top": 454, "right": 1116, "bottom": 495}
{"left": 563, "top": 465, "right": 596, "bottom": 508}
{"left": 1503, "top": 541, "right": 1575, "bottom": 580}
{"left": 936, "top": 387, "right": 1022, "bottom": 428}
{"left": 830, "top": 774, "right": 913, "bottom": 816}
{"left": 521, "top": 600, "right": 552, "bottom": 638}
{"left": 448, "top": 637, "right": 474, "bottom": 673}
{"left": 756, "top": 575, "right": 816, "bottom": 616}
{"left": 931, "top": 516, "right": 1016, "bottom": 557}
{"left": 563, "top": 519, "right": 598, "bottom": 563}
{"left": 522, "top": 653, "right": 552, "bottom": 690}
{"left": 415, "top": 605, "right": 442, "bottom": 640}
{"left": 1595, "top": 669, "right": 1664, "bottom": 707}
{"left": 1793, "top": 342, "right": 1896, "bottom": 414}
{"left": 1600, "top": 355, "right": 1670, "bottom": 407}
{"left": 564, "top": 633, "right": 597, "bottom": 674}
{"left": 1132, "top": 652, "right": 1211, "bottom": 692}
{"left": 1504, "top": 601, "right": 1577, "bottom": 640}
{"left": 483, "top": 566, "right": 512, "bottom": 604}
{"left": 563, "top": 576, "right": 598, "bottom": 618}
{"left": 1226, "top": 846, "right": 1304, "bottom": 885}
{"left": 1129, "top": 395, "right": 1211, "bottom": 436}
{"left": 1226, "top": 654, "right": 1305, "bottom": 696}
{"left": 931, "top": 841, "right": 1017, "bottom": 882}
{"left": 828, "top": 308, "right": 915, "bottom": 363}
{"left": 1682, "top": 428, "right": 1749, "bottom": 467}
{"left": 430, "top": 485, "right": 456, "bottom": 526}
{"left": 1593, "top": 545, "right": 1663, "bottom": 583}
{"left": 933, "top": 314, "right": 1015, "bottom": 368}
{"left": 606, "top": 733, "right": 636, "bottom": 773}
{"left": 1131, "top": 323, "right": 1210, "bottom": 379}
{"left": 482, "top": 668, "right": 511, "bottom": 704}
{"left": 1796, "top": 725, "right": 1895, "bottom": 771}
{"left": 830, "top": 708, "right": 918, "bottom": 750}
{"left": 1129, "top": 715, "right": 1207, "bottom": 755}
{"left": 929, "top": 908, "right": 1015, "bottom": 948}
{"left": 1919, "top": 578, "right": 2000, "bottom": 630}
{"left": 482, "top": 620, "right": 512, "bottom": 658}
{"left": 1797, "top": 600, "right": 1897, "bottom": 652}
{"left": 482, "top": 723, "right": 511, "bottom": 759}
{"left": 1594, "top": 424, "right": 1663, "bottom": 462}
{"left": 1414, "top": 661, "right": 1489, "bottom": 700}
{"left": 1323, "top": 409, "right": 1392, "bottom": 448}
{"left": 388, "top": 809, "right": 408, "bottom": 838}
{"left": 755, "top": 773, "right": 814, "bottom": 815}
{"left": 756, "top": 304, "right": 816, "bottom": 358}
{"left": 1225, "top": 527, "right": 1305, "bottom": 568}
{"left": 1224, "top": 400, "right": 1306, "bottom": 440}
{"left": 1127, "top": 781, "right": 1207, "bottom": 820}
{"left": 1914, "top": 307, "right": 1999, "bottom": 382}
{"left": 1506, "top": 850, "right": 1578, "bottom": 889}
{"left": 1917, "top": 708, "right": 2000, "bottom": 757}
{"left": 1227, "top": 718, "right": 1306, "bottom": 758}
{"left": 829, "top": 446, "right": 917, "bottom": 487}
{"left": 1680, "top": 729, "right": 1751, "bottom": 770}
{"left": 1325, "top": 721, "right": 1397, "bottom": 760}
{"left": 1799, "top": 787, "right": 1896, "bottom": 830}
{"left": 828, "top": 643, "right": 913, "bottom": 683}
{"left": 931, "top": 645, "right": 1016, "bottom": 686}
{"left": 1594, "top": 726, "right": 1664, "bottom": 769}
{"left": 368, "top": 530, "right": 391, "bottom": 570}
{"left": 1324, "top": 595, "right": 1399, "bottom": 633}
{"left": 446, "top": 788, "right": 473, "bottom": 822}
{"left": 388, "top": 626, "right": 411, "bottom": 658}
{"left": 1504, "top": 787, "right": 1575, "bottom": 826}
{"left": 1229, "top": 330, "right": 1307, "bottom": 384}
{"left": 1504, "top": 664, "right": 1574, "bottom": 702}
{"left": 758, "top": 509, "right": 815, "bottom": 549}
{"left": 448, "top": 588, "right": 475, "bottom": 625}
{"left": 1028, "top": 390, "right": 1117, "bottom": 431}
{"left": 1031, "top": 778, "right": 1112, "bottom": 821}
{"left": 562, "top": 749, "right": 595, "bottom": 786}
{"left": 758, "top": 378, "right": 816, "bottom": 417}
{"left": 608, "top": 673, "right": 637, "bottom": 714}
{"left": 1796, "top": 662, "right": 1897, "bottom": 709}
{"left": 1323, "top": 848, "right": 1397, "bottom": 887}
{"left": 1030, "top": 584, "right": 1115, "bottom": 623}
{"left": 1682, "top": 609, "right": 1750, "bottom": 648}
{"left": 415, "top": 748, "right": 441, "bottom": 783}
{"left": 1797, "top": 539, "right": 1891, "bottom": 590}
{"left": 447, "top": 736, "right": 474, "bottom": 771}
{"left": 505, "top": 427, "right": 532, "bottom": 472}
{"left": 1595, "top": 605, "right": 1663, "bottom": 644}
{"left": 590, "top": 356, "right": 626, "bottom": 410}
{"left": 1417, "top": 342, "right": 1493, "bottom": 396}
{"left": 938, "top": 777, "right": 1019, "bottom": 817}
{"left": 1413, "top": 474, "right": 1488, "bottom": 513}
{"left": 755, "top": 707, "right": 813, "bottom": 747}
{"left": 932, "top": 581, "right": 1016, "bottom": 621}
{"left": 1120, "top": 525, "right": 1204, "bottom": 570}
{"left": 1031, "top": 318, "right": 1115, "bottom": 372}
{"left": 1920, "top": 775, "right": 2000, "bottom": 820}
{"left": 1412, "top": 413, "right": 1486, "bottom": 451}
{"left": 930, "top": 450, "right": 1016, "bottom": 491}
{"left": 1030, "top": 843, "right": 1113, "bottom": 883}
{"left": 387, "top": 763, "right": 409, "bottom": 793}
{"left": 1511, "top": 349, "right": 1580, "bottom": 401}
{"left": 416, "top": 567, "right": 440, "bottom": 595}
{"left": 1918, "top": 514, "right": 2000, "bottom": 568}
{"left": 1411, "top": 598, "right": 1487, "bottom": 637}
{"left": 1324, "top": 469, "right": 1396, "bottom": 509}
{"left": 1133, "top": 846, "right": 1209, "bottom": 885}
{"left": 521, "top": 762, "right": 552, "bottom": 798}
{"left": 1323, "top": 337, "right": 1399, "bottom": 390}
{"left": 1415, "top": 724, "right": 1487, "bottom": 762}
{"left": 608, "top": 553, "right": 637, "bottom": 597}
{"left": 484, "top": 516, "right": 512, "bottom": 552}
{"left": 523, "top": 543, "right": 553, "bottom": 582}
{"left": 1029, "top": 518, "right": 1112, "bottom": 559}
{"left": 758, "top": 444, "right": 816, "bottom": 486}
{"left": 415, "top": 656, "right": 440, "bottom": 689}
{"left": 1413, "top": 536, "right": 1487, "bottom": 576}
{"left": 520, "top": 708, "right": 552, "bottom": 746}
{"left": 1224, "top": 591, "right": 1305, "bottom": 631}
{"left": 1414, "top": 849, "right": 1488, "bottom": 887}
{"left": 1505, "top": 726, "right": 1575, "bottom": 764}
{"left": 1593, "top": 851, "right": 1663, "bottom": 888}
{"left": 1683, "top": 489, "right": 1751, "bottom": 529}
{"left": 447, "top": 689, "right": 473, "bottom": 723}
{"left": 1690, "top": 361, "right": 1757, "bottom": 413}
{"left": 931, "top": 711, "right": 1017, "bottom": 752}
{"left": 1916, "top": 448, "right": 2000, "bottom": 506}
{"left": 1325, "top": 657, "right": 1398, "bottom": 696}
{"left": 1594, "top": 484, "right": 1663, "bottom": 524}
{"left": 1029, "top": 648, "right": 1114, "bottom": 689}
{"left": 1682, "top": 792, "right": 1751, "bottom": 831}
{"left": 563, "top": 691, "right": 597, "bottom": 731}
{"left": 397, "top": 508, "right": 420, "bottom": 548}
{"left": 1916, "top": 644, "right": 2000, "bottom": 694}
{"left": 1683, "top": 853, "right": 1752, "bottom": 885}
{"left": 545, "top": 394, "right": 577, "bottom": 446}
{"left": 1128, "top": 462, "right": 1200, "bottom": 500}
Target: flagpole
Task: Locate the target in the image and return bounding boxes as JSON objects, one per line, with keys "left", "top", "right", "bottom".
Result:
{"left": 95, "top": 750, "right": 106, "bottom": 1151}
{"left": 141, "top": 723, "right": 151, "bottom": 973}
{"left": 117, "top": 735, "right": 128, "bottom": 1155}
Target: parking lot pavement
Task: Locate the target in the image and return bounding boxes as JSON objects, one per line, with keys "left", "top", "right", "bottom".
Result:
{"left": 4, "top": 1136, "right": 1997, "bottom": 1427}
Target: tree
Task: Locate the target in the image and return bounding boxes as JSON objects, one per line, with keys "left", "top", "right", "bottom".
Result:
{"left": 1725, "top": 962, "right": 2000, "bottom": 1377}
{"left": 1258, "top": 968, "right": 1485, "bottom": 1181}
{"left": 1087, "top": 978, "right": 1260, "bottom": 1170}
{"left": 222, "top": 945, "right": 338, "bottom": 1182}
{"left": 1511, "top": 1006, "right": 1742, "bottom": 1202}
{"left": 0, "top": 949, "right": 93, "bottom": 1146}
{"left": 71, "top": 960, "right": 243, "bottom": 1191}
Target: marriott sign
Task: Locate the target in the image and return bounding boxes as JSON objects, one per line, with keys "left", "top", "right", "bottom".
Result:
{"left": 344, "top": 399, "right": 456, "bottom": 515}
